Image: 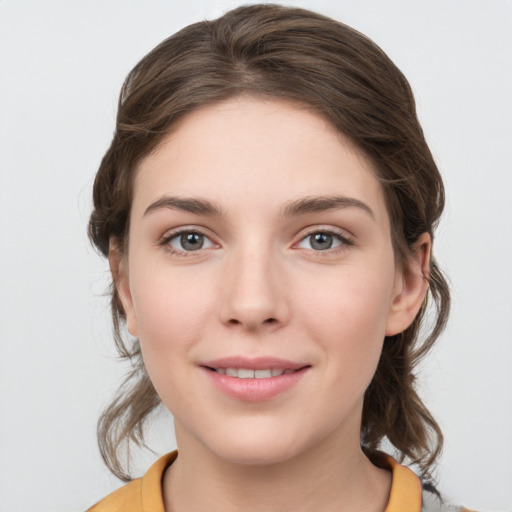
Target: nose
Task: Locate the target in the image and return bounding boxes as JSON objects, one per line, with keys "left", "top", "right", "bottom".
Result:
{"left": 219, "top": 245, "right": 289, "bottom": 333}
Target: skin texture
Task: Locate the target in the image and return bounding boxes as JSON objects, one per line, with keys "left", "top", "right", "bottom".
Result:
{"left": 112, "top": 97, "right": 430, "bottom": 511}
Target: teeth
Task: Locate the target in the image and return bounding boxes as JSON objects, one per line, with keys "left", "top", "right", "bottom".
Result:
{"left": 215, "top": 368, "right": 293, "bottom": 378}
{"left": 238, "top": 368, "right": 255, "bottom": 379}
{"left": 255, "top": 369, "right": 272, "bottom": 378}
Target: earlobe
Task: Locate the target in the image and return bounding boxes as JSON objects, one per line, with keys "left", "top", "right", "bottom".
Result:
{"left": 108, "top": 241, "right": 139, "bottom": 337}
{"left": 385, "top": 233, "right": 431, "bottom": 336}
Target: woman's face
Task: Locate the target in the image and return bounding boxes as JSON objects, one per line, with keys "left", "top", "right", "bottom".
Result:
{"left": 115, "top": 97, "right": 425, "bottom": 465}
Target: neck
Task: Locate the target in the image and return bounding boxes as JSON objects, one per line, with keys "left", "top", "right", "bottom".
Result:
{"left": 163, "top": 427, "right": 391, "bottom": 512}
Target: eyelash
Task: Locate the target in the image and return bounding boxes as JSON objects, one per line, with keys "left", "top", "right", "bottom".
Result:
{"left": 159, "top": 228, "right": 215, "bottom": 257}
{"left": 295, "top": 228, "right": 354, "bottom": 255}
{"left": 159, "top": 227, "right": 354, "bottom": 258}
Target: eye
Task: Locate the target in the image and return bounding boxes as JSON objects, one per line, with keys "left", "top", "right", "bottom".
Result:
{"left": 167, "top": 231, "right": 214, "bottom": 252}
{"left": 297, "top": 231, "right": 349, "bottom": 251}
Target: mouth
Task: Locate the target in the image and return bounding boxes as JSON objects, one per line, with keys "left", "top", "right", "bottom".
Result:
{"left": 200, "top": 357, "right": 311, "bottom": 401}
{"left": 204, "top": 367, "right": 301, "bottom": 378}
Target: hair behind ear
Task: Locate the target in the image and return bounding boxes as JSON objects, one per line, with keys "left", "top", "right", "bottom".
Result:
{"left": 362, "top": 248, "right": 450, "bottom": 481}
{"left": 97, "top": 355, "right": 161, "bottom": 482}
{"left": 95, "top": 241, "right": 163, "bottom": 481}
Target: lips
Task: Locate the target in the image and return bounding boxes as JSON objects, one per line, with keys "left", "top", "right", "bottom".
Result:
{"left": 202, "top": 356, "right": 307, "bottom": 372}
{"left": 200, "top": 356, "right": 310, "bottom": 401}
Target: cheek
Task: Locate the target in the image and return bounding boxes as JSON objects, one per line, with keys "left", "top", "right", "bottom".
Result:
{"left": 298, "top": 263, "right": 395, "bottom": 376}
{"left": 302, "top": 263, "right": 394, "bottom": 331}
{"left": 130, "top": 266, "right": 216, "bottom": 369}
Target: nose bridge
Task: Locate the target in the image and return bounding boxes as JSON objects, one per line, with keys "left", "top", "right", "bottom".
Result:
{"left": 220, "top": 237, "right": 288, "bottom": 330}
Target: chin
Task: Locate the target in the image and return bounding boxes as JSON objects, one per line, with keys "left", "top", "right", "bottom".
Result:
{"left": 201, "top": 423, "right": 314, "bottom": 467}
{"left": 214, "top": 443, "right": 300, "bottom": 466}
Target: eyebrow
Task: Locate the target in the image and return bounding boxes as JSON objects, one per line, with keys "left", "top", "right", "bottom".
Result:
{"left": 143, "top": 194, "right": 374, "bottom": 219}
{"left": 144, "top": 196, "right": 223, "bottom": 217}
{"left": 282, "top": 195, "right": 375, "bottom": 219}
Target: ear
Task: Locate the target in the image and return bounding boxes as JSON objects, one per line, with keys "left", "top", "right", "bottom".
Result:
{"left": 109, "top": 241, "right": 139, "bottom": 337}
{"left": 385, "top": 232, "right": 431, "bottom": 336}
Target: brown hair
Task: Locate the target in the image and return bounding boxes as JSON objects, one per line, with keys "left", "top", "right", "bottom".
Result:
{"left": 89, "top": 4, "right": 450, "bottom": 482}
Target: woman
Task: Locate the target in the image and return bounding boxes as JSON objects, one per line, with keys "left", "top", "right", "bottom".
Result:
{"left": 87, "top": 5, "right": 471, "bottom": 511}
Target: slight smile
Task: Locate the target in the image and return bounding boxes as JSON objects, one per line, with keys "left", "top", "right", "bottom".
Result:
{"left": 200, "top": 357, "right": 311, "bottom": 401}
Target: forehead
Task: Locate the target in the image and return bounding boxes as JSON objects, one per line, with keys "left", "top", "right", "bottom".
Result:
{"left": 133, "top": 96, "right": 389, "bottom": 226}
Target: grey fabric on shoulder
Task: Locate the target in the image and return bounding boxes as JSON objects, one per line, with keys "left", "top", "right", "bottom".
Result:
{"left": 422, "top": 488, "right": 464, "bottom": 511}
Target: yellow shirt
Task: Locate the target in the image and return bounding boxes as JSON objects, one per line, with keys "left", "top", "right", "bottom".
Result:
{"left": 87, "top": 451, "right": 467, "bottom": 511}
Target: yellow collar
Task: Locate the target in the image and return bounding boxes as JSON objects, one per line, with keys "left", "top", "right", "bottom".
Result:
{"left": 369, "top": 451, "right": 422, "bottom": 512}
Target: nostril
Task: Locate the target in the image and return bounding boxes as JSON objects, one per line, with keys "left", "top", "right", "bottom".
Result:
{"left": 227, "top": 317, "right": 277, "bottom": 326}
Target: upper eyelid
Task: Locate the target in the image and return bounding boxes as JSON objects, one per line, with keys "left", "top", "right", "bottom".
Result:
{"left": 160, "top": 225, "right": 216, "bottom": 241}
{"left": 295, "top": 225, "right": 354, "bottom": 240}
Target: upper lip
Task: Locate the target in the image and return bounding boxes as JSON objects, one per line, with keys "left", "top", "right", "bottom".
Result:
{"left": 200, "top": 356, "right": 309, "bottom": 371}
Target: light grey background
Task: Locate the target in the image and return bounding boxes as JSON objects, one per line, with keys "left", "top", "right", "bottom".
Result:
{"left": 1, "top": 1, "right": 511, "bottom": 511}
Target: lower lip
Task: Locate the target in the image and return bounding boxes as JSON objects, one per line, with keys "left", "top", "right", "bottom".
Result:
{"left": 202, "top": 367, "right": 310, "bottom": 401}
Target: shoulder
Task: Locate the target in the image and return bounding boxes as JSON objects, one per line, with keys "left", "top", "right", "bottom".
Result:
{"left": 86, "top": 479, "right": 142, "bottom": 512}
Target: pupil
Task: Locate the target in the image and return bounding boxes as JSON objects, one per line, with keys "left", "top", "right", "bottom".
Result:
{"left": 181, "top": 233, "right": 203, "bottom": 251}
{"left": 311, "top": 233, "right": 332, "bottom": 250}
